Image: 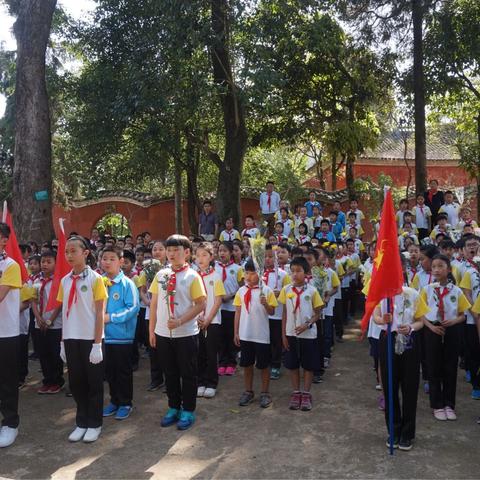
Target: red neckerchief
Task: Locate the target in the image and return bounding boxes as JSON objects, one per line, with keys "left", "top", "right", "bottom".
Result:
{"left": 224, "top": 229, "right": 235, "bottom": 241}
{"left": 418, "top": 205, "right": 424, "bottom": 216}
{"left": 218, "top": 260, "right": 234, "bottom": 281}
{"left": 167, "top": 264, "right": 189, "bottom": 315}
{"left": 267, "top": 192, "right": 271, "bottom": 209}
{"left": 299, "top": 235, "right": 307, "bottom": 243}
{"left": 29, "top": 273, "right": 40, "bottom": 282}
{"left": 435, "top": 285, "right": 450, "bottom": 321}
{"left": 244, "top": 285, "right": 259, "bottom": 313}
{"left": 263, "top": 268, "right": 274, "bottom": 286}
{"left": 67, "top": 273, "right": 82, "bottom": 318}
{"left": 276, "top": 235, "right": 284, "bottom": 243}
{"left": 410, "top": 265, "right": 417, "bottom": 280}
{"left": 39, "top": 277, "right": 53, "bottom": 314}
{"left": 428, "top": 190, "right": 434, "bottom": 203}
{"left": 305, "top": 274, "right": 312, "bottom": 283}
{"left": 467, "top": 259, "right": 479, "bottom": 272}
{"left": 199, "top": 267, "right": 214, "bottom": 291}
{"left": 292, "top": 287, "right": 304, "bottom": 313}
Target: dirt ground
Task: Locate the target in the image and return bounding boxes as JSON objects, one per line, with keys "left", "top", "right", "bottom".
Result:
{"left": 1, "top": 319, "right": 479, "bottom": 479}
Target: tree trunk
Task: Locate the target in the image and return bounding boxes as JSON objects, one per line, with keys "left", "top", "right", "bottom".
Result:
{"left": 185, "top": 140, "right": 201, "bottom": 235}
{"left": 12, "top": 0, "right": 57, "bottom": 243}
{"left": 331, "top": 154, "right": 337, "bottom": 191}
{"left": 404, "top": 136, "right": 413, "bottom": 198}
{"left": 412, "top": 0, "right": 428, "bottom": 195}
{"left": 211, "top": 0, "right": 248, "bottom": 226}
{"left": 346, "top": 154, "right": 355, "bottom": 199}
{"left": 476, "top": 114, "right": 480, "bottom": 217}
{"left": 174, "top": 159, "right": 183, "bottom": 234}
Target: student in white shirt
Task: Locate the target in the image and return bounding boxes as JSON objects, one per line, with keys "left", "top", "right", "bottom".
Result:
{"left": 396, "top": 199, "right": 410, "bottom": 229}
{"left": 219, "top": 217, "right": 241, "bottom": 242}
{"left": 347, "top": 198, "right": 365, "bottom": 229}
{"left": 234, "top": 260, "right": 278, "bottom": 408}
{"left": 149, "top": 235, "right": 206, "bottom": 431}
{"left": 57, "top": 236, "right": 108, "bottom": 443}
{"left": 241, "top": 215, "right": 260, "bottom": 239}
{"left": 195, "top": 243, "right": 226, "bottom": 399}
{"left": 294, "top": 206, "right": 314, "bottom": 237}
{"left": 259, "top": 181, "right": 281, "bottom": 216}
{"left": 412, "top": 194, "right": 431, "bottom": 241}
{"left": 438, "top": 191, "right": 461, "bottom": 227}
{"left": 0, "top": 223, "right": 22, "bottom": 448}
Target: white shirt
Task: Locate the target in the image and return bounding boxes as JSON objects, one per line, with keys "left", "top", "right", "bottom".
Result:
{"left": 199, "top": 270, "right": 225, "bottom": 325}
{"left": 0, "top": 256, "right": 22, "bottom": 338}
{"left": 439, "top": 203, "right": 461, "bottom": 227}
{"left": 279, "top": 218, "right": 294, "bottom": 237}
{"left": 33, "top": 276, "right": 62, "bottom": 329}
{"left": 242, "top": 227, "right": 259, "bottom": 238}
{"left": 421, "top": 282, "right": 469, "bottom": 324}
{"left": 412, "top": 205, "right": 431, "bottom": 229}
{"left": 260, "top": 191, "right": 281, "bottom": 215}
{"left": 263, "top": 268, "right": 290, "bottom": 319}
{"left": 215, "top": 262, "right": 243, "bottom": 312}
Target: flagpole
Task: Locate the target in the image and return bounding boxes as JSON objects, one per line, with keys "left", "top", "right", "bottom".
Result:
{"left": 387, "top": 296, "right": 394, "bottom": 456}
{"left": 2, "top": 201, "right": 6, "bottom": 223}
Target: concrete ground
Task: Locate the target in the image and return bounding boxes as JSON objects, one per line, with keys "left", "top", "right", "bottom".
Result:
{"left": 1, "top": 320, "right": 479, "bottom": 479}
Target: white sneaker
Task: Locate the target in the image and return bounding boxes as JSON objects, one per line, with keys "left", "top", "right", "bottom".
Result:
{"left": 0, "top": 426, "right": 18, "bottom": 448}
{"left": 375, "top": 384, "right": 382, "bottom": 391}
{"left": 197, "top": 386, "right": 206, "bottom": 397}
{"left": 83, "top": 427, "right": 102, "bottom": 443}
{"left": 433, "top": 409, "right": 447, "bottom": 421}
{"left": 203, "top": 388, "right": 216, "bottom": 398}
{"left": 68, "top": 426, "right": 87, "bottom": 442}
{"left": 323, "top": 357, "right": 330, "bottom": 368}
{"left": 445, "top": 407, "right": 457, "bottom": 421}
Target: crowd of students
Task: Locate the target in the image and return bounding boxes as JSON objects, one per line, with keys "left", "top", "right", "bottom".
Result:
{"left": 0, "top": 183, "right": 479, "bottom": 454}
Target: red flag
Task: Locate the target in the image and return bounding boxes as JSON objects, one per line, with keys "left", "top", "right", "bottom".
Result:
{"left": 2, "top": 202, "right": 29, "bottom": 283}
{"left": 360, "top": 189, "right": 403, "bottom": 333}
{"left": 45, "top": 218, "right": 69, "bottom": 312}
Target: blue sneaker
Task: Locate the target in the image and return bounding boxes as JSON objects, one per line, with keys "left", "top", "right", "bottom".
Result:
{"left": 115, "top": 405, "right": 133, "bottom": 420}
{"left": 472, "top": 389, "right": 480, "bottom": 400}
{"left": 161, "top": 408, "right": 180, "bottom": 427}
{"left": 103, "top": 403, "right": 118, "bottom": 417}
{"left": 424, "top": 382, "right": 429, "bottom": 394}
{"left": 177, "top": 410, "right": 196, "bottom": 431}
{"left": 465, "top": 371, "right": 471, "bottom": 383}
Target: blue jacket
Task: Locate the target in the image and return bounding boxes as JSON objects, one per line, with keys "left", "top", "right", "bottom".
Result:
{"left": 104, "top": 271, "right": 140, "bottom": 344}
{"left": 315, "top": 231, "right": 336, "bottom": 242}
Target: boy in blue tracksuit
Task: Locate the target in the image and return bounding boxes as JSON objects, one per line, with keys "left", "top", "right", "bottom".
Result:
{"left": 101, "top": 247, "right": 140, "bottom": 420}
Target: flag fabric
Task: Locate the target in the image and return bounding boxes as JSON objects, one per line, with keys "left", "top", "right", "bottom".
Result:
{"left": 45, "top": 218, "right": 69, "bottom": 312}
{"left": 360, "top": 188, "right": 403, "bottom": 333}
{"left": 2, "top": 202, "right": 29, "bottom": 283}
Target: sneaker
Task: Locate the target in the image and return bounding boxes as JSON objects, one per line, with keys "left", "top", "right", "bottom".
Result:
{"left": 147, "top": 381, "right": 164, "bottom": 392}
{"left": 197, "top": 386, "right": 206, "bottom": 397}
{"left": 115, "top": 406, "right": 132, "bottom": 420}
{"left": 378, "top": 395, "right": 385, "bottom": 411}
{"left": 289, "top": 391, "right": 302, "bottom": 410}
{"left": 399, "top": 439, "right": 413, "bottom": 451}
{"left": 270, "top": 368, "right": 280, "bottom": 380}
{"left": 161, "top": 408, "right": 180, "bottom": 427}
{"left": 433, "top": 408, "right": 447, "bottom": 421}
{"left": 18, "top": 381, "right": 25, "bottom": 390}
{"left": 225, "top": 366, "right": 236, "bottom": 376}
{"left": 83, "top": 427, "right": 102, "bottom": 443}
{"left": 239, "top": 390, "right": 254, "bottom": 406}
{"left": 0, "top": 426, "right": 18, "bottom": 448}
{"left": 177, "top": 410, "right": 196, "bottom": 431}
{"left": 48, "top": 384, "right": 62, "bottom": 394}
{"left": 37, "top": 385, "right": 50, "bottom": 395}
{"left": 203, "top": 388, "right": 216, "bottom": 398}
{"left": 465, "top": 371, "right": 471, "bottom": 383}
{"left": 65, "top": 387, "right": 73, "bottom": 397}
{"left": 424, "top": 382, "right": 429, "bottom": 394}
{"left": 323, "top": 357, "right": 330, "bottom": 368}
{"left": 313, "top": 375, "right": 323, "bottom": 384}
{"left": 259, "top": 392, "right": 272, "bottom": 408}
{"left": 375, "top": 383, "right": 382, "bottom": 391}
{"left": 385, "top": 437, "right": 399, "bottom": 449}
{"left": 68, "top": 426, "right": 87, "bottom": 442}
{"left": 132, "top": 363, "right": 139, "bottom": 372}
{"left": 103, "top": 403, "right": 118, "bottom": 417}
{"left": 217, "top": 366, "right": 226, "bottom": 376}
{"left": 300, "top": 392, "right": 313, "bottom": 411}
{"left": 336, "top": 336, "right": 344, "bottom": 343}
{"left": 472, "top": 389, "right": 480, "bottom": 400}
{"left": 445, "top": 407, "right": 457, "bottom": 421}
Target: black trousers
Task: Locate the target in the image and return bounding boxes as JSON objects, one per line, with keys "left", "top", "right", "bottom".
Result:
{"left": 418, "top": 328, "right": 429, "bottom": 381}
{"left": 146, "top": 319, "right": 164, "bottom": 385}
{"left": 28, "top": 309, "right": 39, "bottom": 356}
{"left": 18, "top": 333, "right": 29, "bottom": 382}
{"left": 379, "top": 331, "right": 420, "bottom": 442}
{"left": 0, "top": 336, "right": 19, "bottom": 428}
{"left": 417, "top": 228, "right": 429, "bottom": 241}
{"left": 219, "top": 310, "right": 237, "bottom": 367}
{"left": 465, "top": 324, "right": 480, "bottom": 390}
{"left": 334, "top": 298, "right": 344, "bottom": 338}
{"left": 105, "top": 344, "right": 133, "bottom": 406}
{"left": 198, "top": 324, "right": 221, "bottom": 388}
{"left": 269, "top": 319, "right": 282, "bottom": 369}
{"left": 37, "top": 328, "right": 64, "bottom": 386}
{"left": 132, "top": 307, "right": 147, "bottom": 366}
{"left": 314, "top": 319, "right": 325, "bottom": 376}
{"left": 64, "top": 339, "right": 104, "bottom": 428}
{"left": 341, "top": 287, "right": 352, "bottom": 323}
{"left": 424, "top": 325, "right": 461, "bottom": 409}
{"left": 156, "top": 334, "right": 198, "bottom": 412}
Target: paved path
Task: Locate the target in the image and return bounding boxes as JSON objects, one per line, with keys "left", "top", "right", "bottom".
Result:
{"left": 1, "top": 320, "right": 479, "bottom": 479}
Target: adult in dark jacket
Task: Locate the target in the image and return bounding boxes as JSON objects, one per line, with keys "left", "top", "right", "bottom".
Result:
{"left": 423, "top": 179, "right": 445, "bottom": 226}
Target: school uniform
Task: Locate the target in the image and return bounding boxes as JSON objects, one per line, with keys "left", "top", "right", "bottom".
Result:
{"left": 429, "top": 224, "right": 453, "bottom": 241}
{"left": 104, "top": 272, "right": 140, "bottom": 407}
{"left": 215, "top": 261, "right": 244, "bottom": 368}
{"left": 219, "top": 229, "right": 241, "bottom": 242}
{"left": 345, "top": 253, "right": 361, "bottom": 319}
{"left": 398, "top": 234, "right": 419, "bottom": 251}
{"left": 262, "top": 268, "right": 291, "bottom": 369}
{"left": 411, "top": 205, "right": 431, "bottom": 240}
{"left": 296, "top": 235, "right": 311, "bottom": 245}
{"left": 18, "top": 285, "right": 32, "bottom": 384}
{"left": 347, "top": 209, "right": 365, "bottom": 228}
{"left": 294, "top": 217, "right": 314, "bottom": 237}
{"left": 57, "top": 267, "right": 108, "bottom": 429}
{"left": 233, "top": 285, "right": 278, "bottom": 369}
{"left": 377, "top": 287, "right": 430, "bottom": 442}
{"left": 33, "top": 275, "right": 64, "bottom": 387}
{"left": 149, "top": 266, "right": 206, "bottom": 412}
{"left": 278, "top": 284, "right": 323, "bottom": 371}
{"left": 438, "top": 203, "right": 461, "bottom": 227}
{"left": 241, "top": 227, "right": 259, "bottom": 238}
{"left": 305, "top": 200, "right": 322, "bottom": 218}
{"left": 315, "top": 231, "right": 336, "bottom": 242}
{"left": 335, "top": 257, "right": 350, "bottom": 337}
{"left": 279, "top": 218, "right": 294, "bottom": 238}
{"left": 322, "top": 269, "right": 341, "bottom": 359}
{"left": 407, "top": 264, "right": 423, "bottom": 287}
{"left": 343, "top": 223, "right": 365, "bottom": 238}
{"left": 420, "top": 282, "right": 470, "bottom": 410}
{"left": 197, "top": 269, "right": 226, "bottom": 389}
{"left": 0, "top": 255, "right": 22, "bottom": 429}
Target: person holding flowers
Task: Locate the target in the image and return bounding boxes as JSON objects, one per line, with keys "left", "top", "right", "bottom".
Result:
{"left": 278, "top": 256, "right": 323, "bottom": 411}
{"left": 148, "top": 235, "right": 206, "bottom": 431}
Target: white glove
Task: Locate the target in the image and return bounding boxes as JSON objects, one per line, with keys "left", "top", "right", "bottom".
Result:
{"left": 60, "top": 341, "right": 67, "bottom": 363}
{"left": 89, "top": 343, "right": 103, "bottom": 364}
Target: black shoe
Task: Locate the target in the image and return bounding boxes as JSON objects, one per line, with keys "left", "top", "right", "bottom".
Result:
{"left": 65, "top": 387, "right": 73, "bottom": 397}
{"left": 399, "top": 439, "right": 413, "bottom": 451}
{"left": 28, "top": 352, "right": 39, "bottom": 361}
{"left": 313, "top": 375, "right": 323, "bottom": 384}
{"left": 239, "top": 390, "right": 254, "bottom": 406}
{"left": 386, "top": 437, "right": 399, "bottom": 449}
{"left": 147, "top": 381, "right": 164, "bottom": 392}
{"left": 132, "top": 363, "right": 139, "bottom": 372}
{"left": 18, "top": 381, "right": 26, "bottom": 390}
{"left": 336, "top": 337, "right": 344, "bottom": 343}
